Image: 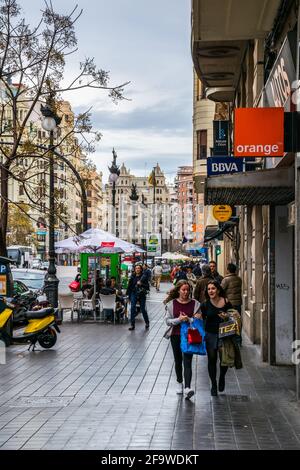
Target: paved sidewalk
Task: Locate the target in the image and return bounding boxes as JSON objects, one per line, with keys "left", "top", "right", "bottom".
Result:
{"left": 1, "top": 283, "right": 300, "bottom": 450}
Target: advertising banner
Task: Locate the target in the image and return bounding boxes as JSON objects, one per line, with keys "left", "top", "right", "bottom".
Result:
{"left": 234, "top": 107, "right": 284, "bottom": 157}
{"left": 207, "top": 157, "right": 243, "bottom": 176}
{"left": 146, "top": 233, "right": 161, "bottom": 257}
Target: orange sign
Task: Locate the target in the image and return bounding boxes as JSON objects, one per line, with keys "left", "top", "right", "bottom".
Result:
{"left": 234, "top": 107, "right": 284, "bottom": 157}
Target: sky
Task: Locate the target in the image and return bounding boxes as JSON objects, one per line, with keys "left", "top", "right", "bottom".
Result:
{"left": 20, "top": 0, "right": 193, "bottom": 183}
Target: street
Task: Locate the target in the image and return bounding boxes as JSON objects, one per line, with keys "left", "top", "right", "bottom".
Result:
{"left": 1, "top": 283, "right": 300, "bottom": 450}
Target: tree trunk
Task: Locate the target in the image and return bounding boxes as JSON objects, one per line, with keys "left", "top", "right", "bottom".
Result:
{"left": 0, "top": 166, "right": 9, "bottom": 257}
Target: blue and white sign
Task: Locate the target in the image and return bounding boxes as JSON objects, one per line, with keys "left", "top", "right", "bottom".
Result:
{"left": 207, "top": 157, "right": 244, "bottom": 176}
{"left": 0, "top": 264, "right": 7, "bottom": 274}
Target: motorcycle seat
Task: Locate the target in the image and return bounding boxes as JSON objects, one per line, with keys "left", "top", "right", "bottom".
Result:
{"left": 25, "top": 308, "right": 55, "bottom": 319}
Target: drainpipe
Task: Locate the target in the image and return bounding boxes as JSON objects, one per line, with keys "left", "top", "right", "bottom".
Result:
{"left": 295, "top": 1, "right": 300, "bottom": 400}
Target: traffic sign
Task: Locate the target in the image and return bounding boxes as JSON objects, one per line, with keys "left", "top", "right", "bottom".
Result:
{"left": 213, "top": 205, "right": 232, "bottom": 222}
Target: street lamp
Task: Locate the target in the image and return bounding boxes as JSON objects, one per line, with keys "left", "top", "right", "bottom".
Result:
{"left": 108, "top": 148, "right": 120, "bottom": 236}
{"left": 159, "top": 212, "right": 163, "bottom": 255}
{"left": 129, "top": 183, "right": 139, "bottom": 244}
{"left": 41, "top": 99, "right": 62, "bottom": 309}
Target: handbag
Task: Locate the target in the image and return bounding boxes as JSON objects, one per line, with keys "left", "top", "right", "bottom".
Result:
{"left": 180, "top": 319, "right": 206, "bottom": 355}
{"left": 163, "top": 326, "right": 172, "bottom": 339}
{"left": 69, "top": 280, "right": 80, "bottom": 292}
{"left": 187, "top": 327, "right": 202, "bottom": 344}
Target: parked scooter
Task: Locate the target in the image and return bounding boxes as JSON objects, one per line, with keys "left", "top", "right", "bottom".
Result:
{"left": 0, "top": 297, "right": 60, "bottom": 351}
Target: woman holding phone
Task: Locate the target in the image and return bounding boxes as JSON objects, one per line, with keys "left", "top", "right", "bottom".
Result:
{"left": 164, "top": 280, "right": 202, "bottom": 399}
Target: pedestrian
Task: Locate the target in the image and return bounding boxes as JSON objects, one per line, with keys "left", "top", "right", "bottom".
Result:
{"left": 127, "top": 264, "right": 150, "bottom": 331}
{"left": 200, "top": 280, "right": 233, "bottom": 396}
{"left": 174, "top": 265, "right": 187, "bottom": 284}
{"left": 221, "top": 263, "right": 242, "bottom": 314}
{"left": 192, "top": 263, "right": 202, "bottom": 278}
{"left": 170, "top": 264, "right": 179, "bottom": 282}
{"left": 186, "top": 266, "right": 197, "bottom": 294}
{"left": 209, "top": 260, "right": 223, "bottom": 284}
{"left": 193, "top": 264, "right": 213, "bottom": 303}
{"left": 164, "top": 280, "right": 202, "bottom": 399}
{"left": 152, "top": 263, "right": 163, "bottom": 291}
{"left": 143, "top": 264, "right": 152, "bottom": 285}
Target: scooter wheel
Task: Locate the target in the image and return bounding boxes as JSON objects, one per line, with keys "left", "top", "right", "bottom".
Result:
{"left": 37, "top": 328, "right": 57, "bottom": 349}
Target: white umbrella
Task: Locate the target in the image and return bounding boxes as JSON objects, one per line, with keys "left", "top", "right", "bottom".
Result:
{"left": 161, "top": 252, "right": 192, "bottom": 261}
{"left": 55, "top": 228, "right": 145, "bottom": 254}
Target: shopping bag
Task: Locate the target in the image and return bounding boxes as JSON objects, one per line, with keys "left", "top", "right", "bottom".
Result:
{"left": 180, "top": 319, "right": 206, "bottom": 355}
{"left": 68, "top": 280, "right": 80, "bottom": 292}
{"left": 187, "top": 327, "right": 202, "bottom": 344}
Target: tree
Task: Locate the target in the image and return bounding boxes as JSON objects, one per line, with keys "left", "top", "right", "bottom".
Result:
{"left": 7, "top": 202, "right": 36, "bottom": 246}
{"left": 0, "top": 0, "right": 129, "bottom": 255}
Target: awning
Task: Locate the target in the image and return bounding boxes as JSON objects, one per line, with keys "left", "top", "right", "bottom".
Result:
{"left": 205, "top": 167, "right": 294, "bottom": 206}
{"left": 191, "top": 0, "right": 281, "bottom": 101}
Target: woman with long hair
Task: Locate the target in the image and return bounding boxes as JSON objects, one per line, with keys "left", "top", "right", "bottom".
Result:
{"left": 164, "top": 280, "right": 202, "bottom": 399}
{"left": 200, "top": 280, "right": 232, "bottom": 396}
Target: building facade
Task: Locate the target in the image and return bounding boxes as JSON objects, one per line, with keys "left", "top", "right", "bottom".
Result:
{"left": 191, "top": 0, "right": 299, "bottom": 395}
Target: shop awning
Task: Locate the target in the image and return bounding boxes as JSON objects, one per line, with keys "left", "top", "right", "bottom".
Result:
{"left": 191, "top": 0, "right": 281, "bottom": 101}
{"left": 205, "top": 167, "right": 294, "bottom": 206}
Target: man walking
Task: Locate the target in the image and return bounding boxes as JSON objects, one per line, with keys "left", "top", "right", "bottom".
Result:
{"left": 152, "top": 263, "right": 163, "bottom": 291}
{"left": 221, "top": 263, "right": 242, "bottom": 313}
{"left": 209, "top": 260, "right": 223, "bottom": 284}
{"left": 193, "top": 264, "right": 213, "bottom": 303}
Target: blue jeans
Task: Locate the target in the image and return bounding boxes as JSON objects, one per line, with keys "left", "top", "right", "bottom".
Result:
{"left": 130, "top": 293, "right": 149, "bottom": 327}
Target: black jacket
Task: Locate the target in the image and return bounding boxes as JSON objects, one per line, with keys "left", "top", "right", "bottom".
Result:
{"left": 127, "top": 273, "right": 149, "bottom": 297}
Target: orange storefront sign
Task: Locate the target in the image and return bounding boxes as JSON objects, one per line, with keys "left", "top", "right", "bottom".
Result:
{"left": 234, "top": 107, "right": 284, "bottom": 157}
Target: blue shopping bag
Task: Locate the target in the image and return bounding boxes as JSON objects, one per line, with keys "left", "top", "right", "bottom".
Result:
{"left": 180, "top": 318, "right": 207, "bottom": 355}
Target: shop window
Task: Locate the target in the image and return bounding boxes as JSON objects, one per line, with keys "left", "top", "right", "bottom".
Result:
{"left": 197, "top": 130, "right": 207, "bottom": 160}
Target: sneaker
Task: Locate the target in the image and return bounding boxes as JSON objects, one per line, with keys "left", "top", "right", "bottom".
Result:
{"left": 145, "top": 323, "right": 150, "bottom": 329}
{"left": 176, "top": 383, "right": 183, "bottom": 395}
{"left": 211, "top": 385, "right": 218, "bottom": 396}
{"left": 128, "top": 326, "right": 135, "bottom": 331}
{"left": 184, "top": 388, "right": 194, "bottom": 400}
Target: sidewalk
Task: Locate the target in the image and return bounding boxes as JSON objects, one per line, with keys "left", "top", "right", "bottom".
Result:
{"left": 0, "top": 283, "right": 300, "bottom": 450}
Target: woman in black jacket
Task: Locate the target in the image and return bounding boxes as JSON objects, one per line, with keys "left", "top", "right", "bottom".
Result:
{"left": 126, "top": 265, "right": 150, "bottom": 331}
{"left": 200, "top": 280, "right": 232, "bottom": 396}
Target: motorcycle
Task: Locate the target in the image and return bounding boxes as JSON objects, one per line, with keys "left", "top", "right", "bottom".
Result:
{"left": 0, "top": 297, "right": 60, "bottom": 351}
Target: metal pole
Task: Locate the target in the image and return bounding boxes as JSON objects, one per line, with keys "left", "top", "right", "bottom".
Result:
{"left": 295, "top": 3, "right": 300, "bottom": 400}
{"left": 112, "top": 180, "right": 116, "bottom": 235}
{"left": 44, "top": 130, "right": 59, "bottom": 308}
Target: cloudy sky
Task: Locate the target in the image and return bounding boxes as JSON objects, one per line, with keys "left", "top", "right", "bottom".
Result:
{"left": 22, "top": 0, "right": 193, "bottom": 183}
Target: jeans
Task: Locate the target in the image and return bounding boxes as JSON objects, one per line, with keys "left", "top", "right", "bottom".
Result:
{"left": 170, "top": 335, "right": 193, "bottom": 388}
{"left": 205, "top": 333, "right": 228, "bottom": 386}
{"left": 130, "top": 293, "right": 149, "bottom": 327}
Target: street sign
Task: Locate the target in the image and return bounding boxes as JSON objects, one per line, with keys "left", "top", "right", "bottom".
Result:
{"left": 207, "top": 157, "right": 243, "bottom": 176}
{"left": 37, "top": 230, "right": 47, "bottom": 235}
{"left": 213, "top": 120, "right": 229, "bottom": 155}
{"left": 234, "top": 107, "right": 284, "bottom": 157}
{"left": 146, "top": 233, "right": 161, "bottom": 257}
{"left": 213, "top": 205, "right": 233, "bottom": 222}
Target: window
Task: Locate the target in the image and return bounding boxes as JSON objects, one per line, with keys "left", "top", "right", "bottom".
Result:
{"left": 87, "top": 190, "right": 92, "bottom": 197}
{"left": 197, "top": 130, "right": 207, "bottom": 159}
{"left": 196, "top": 79, "right": 206, "bottom": 100}
{"left": 88, "top": 212, "right": 92, "bottom": 219}
{"left": 19, "top": 185, "right": 24, "bottom": 196}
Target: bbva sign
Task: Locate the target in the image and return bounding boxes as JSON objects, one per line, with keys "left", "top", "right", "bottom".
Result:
{"left": 207, "top": 157, "right": 243, "bottom": 176}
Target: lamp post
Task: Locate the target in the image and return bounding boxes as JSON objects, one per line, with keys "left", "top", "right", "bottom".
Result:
{"left": 129, "top": 183, "right": 139, "bottom": 263}
{"left": 41, "top": 99, "right": 61, "bottom": 308}
{"left": 108, "top": 148, "right": 120, "bottom": 236}
{"left": 159, "top": 212, "right": 163, "bottom": 256}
